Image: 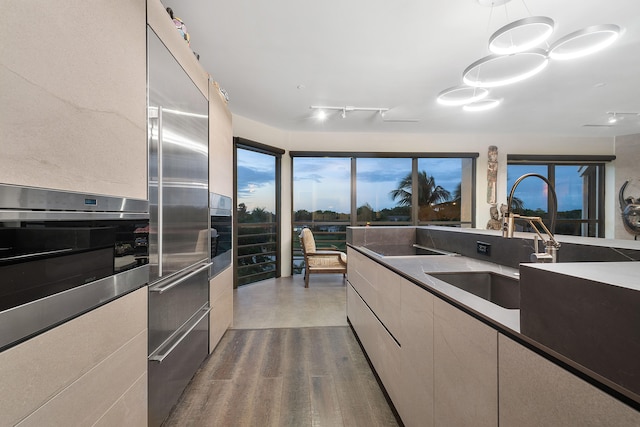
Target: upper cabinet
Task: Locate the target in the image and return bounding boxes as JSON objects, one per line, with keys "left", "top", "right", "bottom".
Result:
{"left": 147, "top": 0, "right": 233, "bottom": 198}
{"left": 209, "top": 81, "right": 233, "bottom": 197}
{"left": 0, "top": 0, "right": 147, "bottom": 199}
{"left": 147, "top": 0, "right": 208, "bottom": 98}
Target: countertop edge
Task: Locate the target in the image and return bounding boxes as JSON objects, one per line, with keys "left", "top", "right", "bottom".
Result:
{"left": 347, "top": 243, "right": 640, "bottom": 411}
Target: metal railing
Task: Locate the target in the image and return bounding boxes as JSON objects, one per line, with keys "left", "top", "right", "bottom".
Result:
{"left": 236, "top": 222, "right": 278, "bottom": 286}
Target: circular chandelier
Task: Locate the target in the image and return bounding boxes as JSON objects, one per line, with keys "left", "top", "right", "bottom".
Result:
{"left": 489, "top": 16, "right": 555, "bottom": 55}
{"left": 548, "top": 24, "right": 621, "bottom": 60}
{"left": 436, "top": 86, "right": 489, "bottom": 106}
{"left": 436, "top": 1, "right": 621, "bottom": 112}
{"left": 462, "top": 49, "right": 549, "bottom": 88}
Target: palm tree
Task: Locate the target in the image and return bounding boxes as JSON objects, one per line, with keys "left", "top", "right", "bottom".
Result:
{"left": 390, "top": 171, "right": 451, "bottom": 207}
{"left": 510, "top": 196, "right": 525, "bottom": 213}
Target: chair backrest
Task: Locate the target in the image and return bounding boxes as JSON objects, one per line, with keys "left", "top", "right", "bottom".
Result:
{"left": 299, "top": 228, "right": 316, "bottom": 256}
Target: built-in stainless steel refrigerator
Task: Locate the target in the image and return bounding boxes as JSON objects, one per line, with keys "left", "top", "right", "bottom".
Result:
{"left": 147, "top": 26, "right": 210, "bottom": 427}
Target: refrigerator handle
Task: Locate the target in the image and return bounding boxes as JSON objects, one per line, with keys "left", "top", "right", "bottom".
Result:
{"left": 148, "top": 304, "right": 211, "bottom": 363}
{"left": 148, "top": 262, "right": 212, "bottom": 294}
{"left": 157, "top": 105, "right": 164, "bottom": 276}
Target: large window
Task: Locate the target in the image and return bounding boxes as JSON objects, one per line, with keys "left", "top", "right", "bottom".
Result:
{"left": 291, "top": 152, "right": 477, "bottom": 274}
{"left": 356, "top": 158, "right": 412, "bottom": 223}
{"left": 292, "top": 157, "right": 351, "bottom": 275}
{"left": 507, "top": 157, "right": 609, "bottom": 237}
{"left": 235, "top": 140, "right": 283, "bottom": 286}
{"left": 416, "top": 158, "right": 473, "bottom": 224}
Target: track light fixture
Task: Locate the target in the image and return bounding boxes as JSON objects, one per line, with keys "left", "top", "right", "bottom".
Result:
{"left": 605, "top": 111, "right": 639, "bottom": 125}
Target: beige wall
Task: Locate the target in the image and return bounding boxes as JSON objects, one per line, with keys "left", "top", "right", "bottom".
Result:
{"left": 234, "top": 115, "right": 624, "bottom": 275}
{"left": 0, "top": 0, "right": 147, "bottom": 199}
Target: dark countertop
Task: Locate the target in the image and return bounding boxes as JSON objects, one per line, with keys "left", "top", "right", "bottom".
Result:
{"left": 523, "top": 261, "right": 640, "bottom": 291}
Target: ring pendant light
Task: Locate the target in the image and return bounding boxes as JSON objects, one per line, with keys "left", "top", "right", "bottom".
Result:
{"left": 548, "top": 24, "right": 620, "bottom": 60}
{"left": 436, "top": 85, "right": 490, "bottom": 106}
{"left": 462, "top": 48, "right": 549, "bottom": 88}
{"left": 463, "top": 98, "right": 502, "bottom": 112}
{"left": 489, "top": 16, "right": 555, "bottom": 55}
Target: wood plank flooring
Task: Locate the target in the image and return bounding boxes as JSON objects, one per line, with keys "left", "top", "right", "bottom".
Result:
{"left": 164, "top": 327, "right": 400, "bottom": 427}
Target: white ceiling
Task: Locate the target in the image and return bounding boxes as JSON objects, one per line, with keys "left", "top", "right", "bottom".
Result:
{"left": 172, "top": 0, "right": 640, "bottom": 137}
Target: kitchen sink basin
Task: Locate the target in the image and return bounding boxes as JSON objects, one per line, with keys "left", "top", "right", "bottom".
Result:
{"left": 428, "top": 271, "right": 520, "bottom": 309}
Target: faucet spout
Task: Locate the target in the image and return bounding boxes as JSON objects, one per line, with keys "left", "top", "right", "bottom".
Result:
{"left": 503, "top": 173, "right": 561, "bottom": 262}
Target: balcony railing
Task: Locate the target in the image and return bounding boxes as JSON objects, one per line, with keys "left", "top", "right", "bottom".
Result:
{"left": 237, "top": 222, "right": 277, "bottom": 286}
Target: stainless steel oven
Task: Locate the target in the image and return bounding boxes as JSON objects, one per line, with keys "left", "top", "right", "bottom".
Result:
{"left": 0, "top": 184, "right": 149, "bottom": 351}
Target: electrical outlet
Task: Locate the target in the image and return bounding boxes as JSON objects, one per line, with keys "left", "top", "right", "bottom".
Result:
{"left": 477, "top": 241, "right": 491, "bottom": 256}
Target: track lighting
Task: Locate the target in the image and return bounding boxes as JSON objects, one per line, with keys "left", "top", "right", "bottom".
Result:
{"left": 605, "top": 111, "right": 639, "bottom": 125}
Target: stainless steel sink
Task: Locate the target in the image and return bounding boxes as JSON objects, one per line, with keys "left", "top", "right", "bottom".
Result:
{"left": 428, "top": 271, "right": 520, "bottom": 309}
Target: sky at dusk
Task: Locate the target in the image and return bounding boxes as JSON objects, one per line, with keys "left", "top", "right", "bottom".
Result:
{"left": 237, "top": 148, "right": 585, "bottom": 215}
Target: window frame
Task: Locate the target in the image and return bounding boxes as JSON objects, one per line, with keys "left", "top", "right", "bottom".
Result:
{"left": 507, "top": 155, "right": 614, "bottom": 238}
{"left": 290, "top": 151, "right": 478, "bottom": 274}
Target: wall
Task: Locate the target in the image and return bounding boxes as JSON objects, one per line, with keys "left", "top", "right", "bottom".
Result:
{"left": 0, "top": 0, "right": 147, "bottom": 199}
{"left": 614, "top": 134, "right": 640, "bottom": 239}
{"left": 234, "top": 115, "right": 620, "bottom": 275}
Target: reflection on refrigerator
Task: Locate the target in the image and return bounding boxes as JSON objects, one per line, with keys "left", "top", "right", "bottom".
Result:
{"left": 147, "top": 25, "right": 210, "bottom": 427}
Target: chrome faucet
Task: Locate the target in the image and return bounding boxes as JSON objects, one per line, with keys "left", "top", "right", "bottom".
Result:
{"left": 503, "top": 173, "right": 561, "bottom": 263}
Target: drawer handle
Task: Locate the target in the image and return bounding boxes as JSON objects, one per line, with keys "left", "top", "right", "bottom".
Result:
{"left": 148, "top": 304, "right": 211, "bottom": 363}
{"left": 149, "top": 262, "right": 212, "bottom": 294}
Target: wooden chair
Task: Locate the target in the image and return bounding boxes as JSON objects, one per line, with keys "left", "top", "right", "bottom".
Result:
{"left": 299, "top": 228, "right": 347, "bottom": 288}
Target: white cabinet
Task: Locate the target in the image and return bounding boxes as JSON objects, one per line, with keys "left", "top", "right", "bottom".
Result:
{"left": 209, "top": 81, "right": 233, "bottom": 197}
{"left": 498, "top": 334, "right": 640, "bottom": 427}
{"left": 210, "top": 267, "right": 234, "bottom": 352}
{"left": 399, "top": 279, "right": 435, "bottom": 427}
{"left": 348, "top": 249, "right": 433, "bottom": 427}
{"left": 0, "top": 0, "right": 147, "bottom": 199}
{"left": 348, "top": 250, "right": 640, "bottom": 427}
{"left": 347, "top": 248, "right": 402, "bottom": 340}
{"left": 0, "top": 288, "right": 148, "bottom": 426}
{"left": 433, "top": 298, "right": 498, "bottom": 427}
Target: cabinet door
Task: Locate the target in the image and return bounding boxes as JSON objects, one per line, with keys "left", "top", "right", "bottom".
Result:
{"left": 376, "top": 265, "right": 403, "bottom": 341}
{"left": 0, "top": 288, "right": 147, "bottom": 426}
{"left": 498, "top": 334, "right": 640, "bottom": 427}
{"left": 433, "top": 298, "right": 498, "bottom": 427}
{"left": 209, "top": 81, "right": 233, "bottom": 197}
{"left": 347, "top": 249, "right": 377, "bottom": 313}
{"left": 210, "top": 267, "right": 233, "bottom": 351}
{"left": 400, "top": 280, "right": 435, "bottom": 427}
{"left": 0, "top": 1, "right": 147, "bottom": 199}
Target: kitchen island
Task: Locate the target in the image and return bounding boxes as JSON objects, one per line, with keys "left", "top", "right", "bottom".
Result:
{"left": 346, "top": 226, "right": 640, "bottom": 427}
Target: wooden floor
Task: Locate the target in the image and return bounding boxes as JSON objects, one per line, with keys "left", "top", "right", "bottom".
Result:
{"left": 166, "top": 326, "right": 398, "bottom": 427}
{"left": 164, "top": 326, "right": 399, "bottom": 426}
